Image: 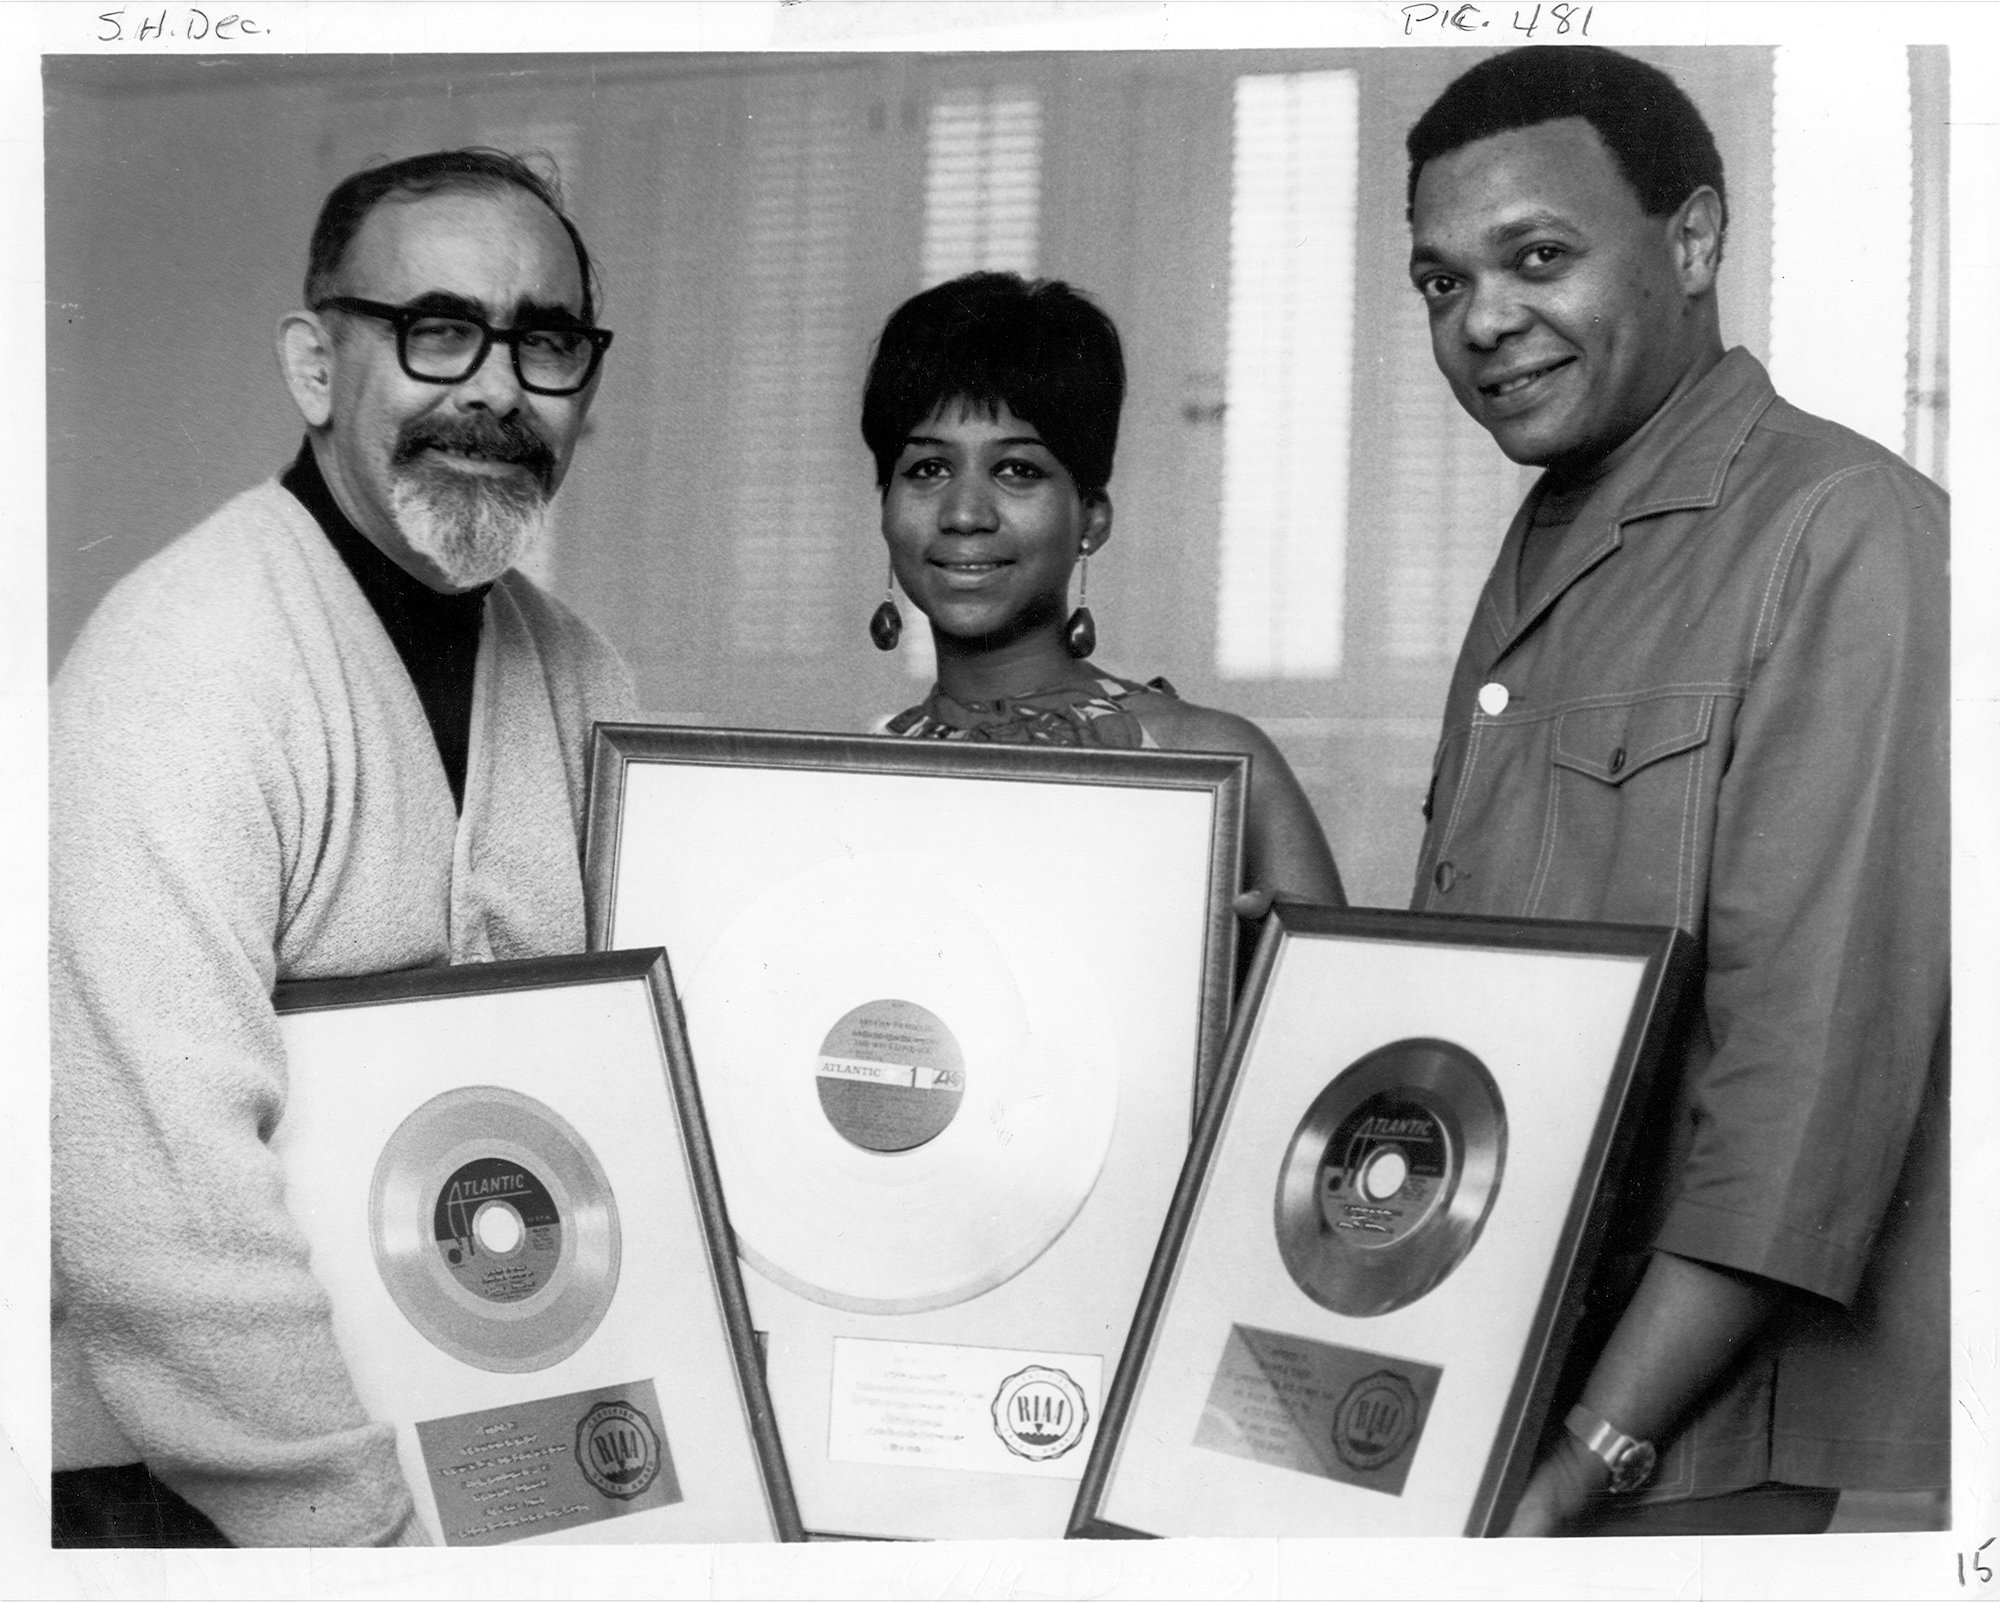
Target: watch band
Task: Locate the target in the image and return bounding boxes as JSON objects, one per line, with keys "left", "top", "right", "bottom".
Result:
{"left": 1564, "top": 1403, "right": 1657, "bottom": 1495}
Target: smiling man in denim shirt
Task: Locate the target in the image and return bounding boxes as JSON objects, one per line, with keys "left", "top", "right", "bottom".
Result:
{"left": 1404, "top": 47, "right": 1948, "bottom": 1537}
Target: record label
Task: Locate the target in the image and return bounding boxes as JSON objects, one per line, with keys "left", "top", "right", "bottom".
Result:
{"left": 1318, "top": 1096, "right": 1449, "bottom": 1248}
{"left": 816, "top": 999, "right": 966, "bottom": 1153}
{"left": 434, "top": 1156, "right": 564, "bottom": 1304}
{"left": 1275, "top": 1039, "right": 1506, "bottom": 1318}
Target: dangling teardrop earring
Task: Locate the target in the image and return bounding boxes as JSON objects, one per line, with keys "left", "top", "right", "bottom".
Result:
{"left": 869, "top": 564, "right": 903, "bottom": 652}
{"left": 1064, "top": 547, "right": 1097, "bottom": 659}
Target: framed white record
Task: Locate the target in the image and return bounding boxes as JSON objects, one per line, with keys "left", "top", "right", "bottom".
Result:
{"left": 583, "top": 725, "right": 1246, "bottom": 1540}
{"left": 1071, "top": 905, "right": 1694, "bottom": 1540}
{"left": 270, "top": 950, "right": 802, "bottom": 1546}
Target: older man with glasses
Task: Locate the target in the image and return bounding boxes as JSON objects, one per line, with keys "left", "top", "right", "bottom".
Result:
{"left": 50, "top": 149, "right": 635, "bottom": 1548}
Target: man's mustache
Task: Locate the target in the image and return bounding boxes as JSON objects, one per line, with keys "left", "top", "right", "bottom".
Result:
{"left": 393, "top": 414, "right": 557, "bottom": 492}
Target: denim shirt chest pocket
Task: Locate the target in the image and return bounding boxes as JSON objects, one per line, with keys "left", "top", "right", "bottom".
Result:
{"left": 1527, "top": 692, "right": 1728, "bottom": 929}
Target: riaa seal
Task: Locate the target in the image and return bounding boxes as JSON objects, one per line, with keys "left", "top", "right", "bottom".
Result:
{"left": 1332, "top": 1369, "right": 1421, "bottom": 1473}
{"left": 575, "top": 1399, "right": 663, "bottom": 1500}
{"left": 991, "top": 1365, "right": 1089, "bottom": 1461}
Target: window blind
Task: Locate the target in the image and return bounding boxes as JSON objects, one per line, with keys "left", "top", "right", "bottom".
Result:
{"left": 1214, "top": 70, "right": 1357, "bottom": 680}
{"left": 723, "top": 80, "right": 864, "bottom": 660}
{"left": 920, "top": 85, "right": 1042, "bottom": 287}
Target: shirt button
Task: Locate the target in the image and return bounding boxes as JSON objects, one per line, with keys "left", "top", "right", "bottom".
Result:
{"left": 1609, "top": 746, "right": 1627, "bottom": 775}
{"left": 1433, "top": 859, "right": 1459, "bottom": 894}
{"left": 1477, "top": 682, "right": 1510, "bottom": 716}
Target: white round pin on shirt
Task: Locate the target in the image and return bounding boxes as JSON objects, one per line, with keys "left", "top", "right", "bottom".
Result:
{"left": 1477, "top": 682, "right": 1510, "bottom": 716}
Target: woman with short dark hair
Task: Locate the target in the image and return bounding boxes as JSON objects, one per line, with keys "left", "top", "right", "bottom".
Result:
{"left": 861, "top": 271, "right": 1345, "bottom": 915}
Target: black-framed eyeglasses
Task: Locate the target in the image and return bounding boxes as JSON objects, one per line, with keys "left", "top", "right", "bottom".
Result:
{"left": 314, "top": 296, "right": 614, "bottom": 396}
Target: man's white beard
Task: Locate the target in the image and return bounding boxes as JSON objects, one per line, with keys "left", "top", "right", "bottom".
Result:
{"left": 390, "top": 461, "right": 551, "bottom": 590}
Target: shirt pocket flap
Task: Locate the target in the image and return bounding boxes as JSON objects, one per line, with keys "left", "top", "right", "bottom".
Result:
{"left": 1552, "top": 695, "right": 1715, "bottom": 785}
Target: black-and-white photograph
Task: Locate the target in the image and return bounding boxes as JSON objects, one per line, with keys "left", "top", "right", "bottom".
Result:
{"left": 7, "top": 4, "right": 1993, "bottom": 1597}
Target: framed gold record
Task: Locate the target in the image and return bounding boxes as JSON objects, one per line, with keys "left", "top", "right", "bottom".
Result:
{"left": 582, "top": 724, "right": 1245, "bottom": 1541}
{"left": 1072, "top": 905, "right": 1694, "bottom": 1540}
{"left": 269, "top": 950, "right": 802, "bottom": 1545}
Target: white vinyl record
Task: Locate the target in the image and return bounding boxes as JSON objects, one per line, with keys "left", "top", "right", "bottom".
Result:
{"left": 683, "top": 853, "right": 1119, "bottom": 1314}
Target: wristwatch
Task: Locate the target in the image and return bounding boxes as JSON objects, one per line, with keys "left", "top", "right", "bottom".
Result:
{"left": 1564, "top": 1403, "right": 1657, "bottom": 1495}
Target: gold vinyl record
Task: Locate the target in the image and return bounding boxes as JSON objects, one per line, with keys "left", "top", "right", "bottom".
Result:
{"left": 682, "top": 853, "right": 1119, "bottom": 1315}
{"left": 1274, "top": 1039, "right": 1506, "bottom": 1318}
{"left": 370, "top": 1086, "right": 622, "bottom": 1373}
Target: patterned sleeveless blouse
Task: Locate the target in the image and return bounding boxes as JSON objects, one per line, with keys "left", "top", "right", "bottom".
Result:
{"left": 883, "top": 674, "right": 1178, "bottom": 750}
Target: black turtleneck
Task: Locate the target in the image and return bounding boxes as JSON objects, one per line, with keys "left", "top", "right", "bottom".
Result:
{"left": 281, "top": 440, "right": 488, "bottom": 811}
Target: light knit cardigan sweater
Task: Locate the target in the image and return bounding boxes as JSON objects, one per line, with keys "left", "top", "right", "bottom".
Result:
{"left": 51, "top": 481, "right": 636, "bottom": 1546}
